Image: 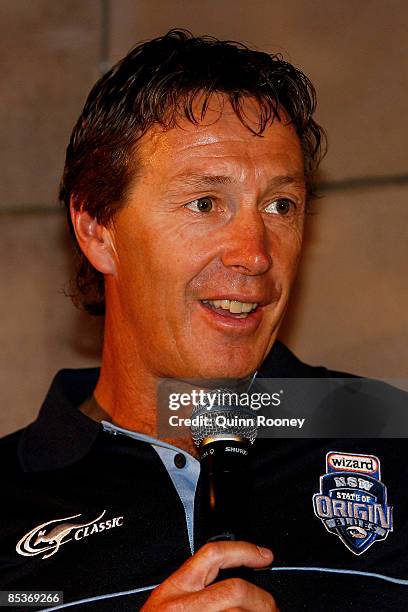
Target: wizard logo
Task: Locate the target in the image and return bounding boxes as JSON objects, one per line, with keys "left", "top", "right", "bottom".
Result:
{"left": 313, "top": 452, "right": 393, "bottom": 555}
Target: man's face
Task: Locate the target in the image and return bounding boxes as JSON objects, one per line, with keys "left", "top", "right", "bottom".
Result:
{"left": 107, "top": 97, "right": 306, "bottom": 380}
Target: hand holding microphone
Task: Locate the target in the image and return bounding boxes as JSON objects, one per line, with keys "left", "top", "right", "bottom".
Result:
{"left": 142, "top": 386, "right": 278, "bottom": 611}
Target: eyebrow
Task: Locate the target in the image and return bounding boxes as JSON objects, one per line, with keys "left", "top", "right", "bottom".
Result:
{"left": 171, "top": 172, "right": 234, "bottom": 188}
{"left": 169, "top": 172, "right": 306, "bottom": 190}
{"left": 267, "top": 174, "right": 306, "bottom": 189}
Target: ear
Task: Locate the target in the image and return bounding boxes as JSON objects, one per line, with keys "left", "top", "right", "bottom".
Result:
{"left": 70, "top": 198, "right": 117, "bottom": 275}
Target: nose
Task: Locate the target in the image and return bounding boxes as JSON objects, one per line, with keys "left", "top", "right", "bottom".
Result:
{"left": 220, "top": 208, "right": 272, "bottom": 275}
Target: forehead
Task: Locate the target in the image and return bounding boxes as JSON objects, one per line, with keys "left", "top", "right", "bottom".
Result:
{"left": 135, "top": 97, "right": 305, "bottom": 186}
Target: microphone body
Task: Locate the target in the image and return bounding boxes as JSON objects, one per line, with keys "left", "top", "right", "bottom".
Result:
{"left": 190, "top": 397, "right": 257, "bottom": 544}
{"left": 199, "top": 437, "right": 251, "bottom": 543}
{"left": 189, "top": 392, "right": 268, "bottom": 585}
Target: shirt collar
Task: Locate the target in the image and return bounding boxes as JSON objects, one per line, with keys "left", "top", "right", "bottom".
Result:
{"left": 18, "top": 368, "right": 101, "bottom": 472}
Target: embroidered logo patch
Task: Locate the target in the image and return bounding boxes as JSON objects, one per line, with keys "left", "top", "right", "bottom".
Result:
{"left": 313, "top": 452, "right": 393, "bottom": 555}
{"left": 16, "top": 510, "right": 124, "bottom": 560}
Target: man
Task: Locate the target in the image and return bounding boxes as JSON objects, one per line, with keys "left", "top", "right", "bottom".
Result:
{"left": 1, "top": 30, "right": 407, "bottom": 611}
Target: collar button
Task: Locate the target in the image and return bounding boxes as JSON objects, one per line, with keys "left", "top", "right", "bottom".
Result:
{"left": 174, "top": 453, "right": 187, "bottom": 469}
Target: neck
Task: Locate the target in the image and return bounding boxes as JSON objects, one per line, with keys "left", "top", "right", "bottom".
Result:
{"left": 92, "top": 311, "right": 199, "bottom": 458}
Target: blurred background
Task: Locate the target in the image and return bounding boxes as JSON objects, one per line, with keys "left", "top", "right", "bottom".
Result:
{"left": 1, "top": 0, "right": 407, "bottom": 435}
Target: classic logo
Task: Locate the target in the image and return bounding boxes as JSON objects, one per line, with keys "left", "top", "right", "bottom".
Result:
{"left": 313, "top": 452, "right": 393, "bottom": 555}
{"left": 16, "top": 510, "right": 124, "bottom": 560}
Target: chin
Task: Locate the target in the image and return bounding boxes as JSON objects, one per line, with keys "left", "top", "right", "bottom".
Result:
{"left": 190, "top": 356, "right": 261, "bottom": 381}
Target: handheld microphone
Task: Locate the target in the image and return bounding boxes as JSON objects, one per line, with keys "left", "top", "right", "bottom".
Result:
{"left": 190, "top": 391, "right": 258, "bottom": 544}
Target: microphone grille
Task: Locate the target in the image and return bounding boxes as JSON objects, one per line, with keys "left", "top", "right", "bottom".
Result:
{"left": 189, "top": 389, "right": 258, "bottom": 446}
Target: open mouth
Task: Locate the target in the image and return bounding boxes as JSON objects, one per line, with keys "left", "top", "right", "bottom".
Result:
{"left": 201, "top": 299, "right": 259, "bottom": 319}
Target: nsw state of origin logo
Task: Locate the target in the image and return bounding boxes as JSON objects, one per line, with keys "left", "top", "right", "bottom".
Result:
{"left": 313, "top": 452, "right": 393, "bottom": 555}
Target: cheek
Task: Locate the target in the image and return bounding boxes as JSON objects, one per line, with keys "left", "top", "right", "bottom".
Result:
{"left": 114, "top": 227, "right": 199, "bottom": 318}
{"left": 268, "top": 224, "right": 304, "bottom": 278}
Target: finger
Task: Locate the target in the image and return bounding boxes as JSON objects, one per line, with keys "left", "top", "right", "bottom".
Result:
{"left": 163, "top": 577, "right": 277, "bottom": 611}
{"left": 164, "top": 541, "right": 273, "bottom": 594}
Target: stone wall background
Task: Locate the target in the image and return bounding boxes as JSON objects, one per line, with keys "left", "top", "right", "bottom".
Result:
{"left": 1, "top": 0, "right": 407, "bottom": 435}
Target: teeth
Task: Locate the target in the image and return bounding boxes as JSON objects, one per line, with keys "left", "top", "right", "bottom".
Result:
{"left": 230, "top": 301, "right": 242, "bottom": 313}
{"left": 202, "top": 299, "right": 259, "bottom": 314}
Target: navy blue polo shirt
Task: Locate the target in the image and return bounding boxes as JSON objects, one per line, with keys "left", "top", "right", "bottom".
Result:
{"left": 0, "top": 342, "right": 407, "bottom": 611}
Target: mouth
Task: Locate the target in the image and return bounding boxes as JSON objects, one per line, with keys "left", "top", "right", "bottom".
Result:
{"left": 196, "top": 293, "right": 279, "bottom": 337}
{"left": 201, "top": 298, "right": 259, "bottom": 319}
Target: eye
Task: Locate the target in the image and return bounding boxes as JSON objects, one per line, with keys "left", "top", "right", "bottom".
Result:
{"left": 185, "top": 197, "right": 213, "bottom": 213}
{"left": 265, "top": 198, "right": 295, "bottom": 215}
